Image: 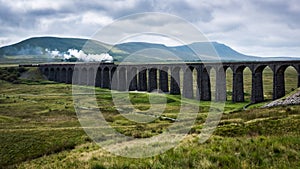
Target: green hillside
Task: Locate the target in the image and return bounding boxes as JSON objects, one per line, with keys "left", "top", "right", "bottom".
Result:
{"left": 0, "top": 37, "right": 110, "bottom": 56}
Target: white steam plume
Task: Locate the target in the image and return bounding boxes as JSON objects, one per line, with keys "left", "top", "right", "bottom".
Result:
{"left": 46, "top": 48, "right": 114, "bottom": 62}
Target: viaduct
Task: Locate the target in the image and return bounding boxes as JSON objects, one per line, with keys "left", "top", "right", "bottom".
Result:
{"left": 37, "top": 61, "right": 300, "bottom": 103}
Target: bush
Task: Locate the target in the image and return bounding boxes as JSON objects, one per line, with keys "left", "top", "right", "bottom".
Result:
{"left": 0, "top": 67, "right": 24, "bottom": 82}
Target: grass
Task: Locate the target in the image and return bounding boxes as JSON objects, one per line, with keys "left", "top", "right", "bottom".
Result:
{"left": 0, "top": 67, "right": 299, "bottom": 168}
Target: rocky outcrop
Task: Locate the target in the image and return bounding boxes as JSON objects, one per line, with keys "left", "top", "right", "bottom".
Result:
{"left": 263, "top": 89, "right": 300, "bottom": 108}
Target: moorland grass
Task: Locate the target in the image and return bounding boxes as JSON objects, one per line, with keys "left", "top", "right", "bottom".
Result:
{"left": 0, "top": 67, "right": 299, "bottom": 168}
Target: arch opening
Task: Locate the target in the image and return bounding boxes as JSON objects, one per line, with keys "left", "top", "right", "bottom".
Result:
{"left": 170, "top": 67, "right": 181, "bottom": 95}
{"left": 262, "top": 66, "right": 273, "bottom": 101}
{"left": 61, "top": 68, "right": 67, "bottom": 83}
{"left": 55, "top": 68, "right": 60, "bottom": 82}
{"left": 226, "top": 67, "right": 233, "bottom": 101}
{"left": 209, "top": 67, "right": 216, "bottom": 101}
{"left": 66, "top": 67, "right": 73, "bottom": 84}
{"left": 285, "top": 66, "right": 298, "bottom": 93}
{"left": 159, "top": 67, "right": 169, "bottom": 93}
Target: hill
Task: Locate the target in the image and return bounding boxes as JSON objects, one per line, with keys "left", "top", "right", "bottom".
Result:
{"left": 1, "top": 36, "right": 299, "bottom": 63}
{"left": 0, "top": 37, "right": 110, "bottom": 56}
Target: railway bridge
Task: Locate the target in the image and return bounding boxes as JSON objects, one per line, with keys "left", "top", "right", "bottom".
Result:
{"left": 37, "top": 61, "right": 300, "bottom": 103}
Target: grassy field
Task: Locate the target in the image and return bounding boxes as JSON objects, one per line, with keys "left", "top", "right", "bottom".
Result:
{"left": 0, "top": 67, "right": 300, "bottom": 168}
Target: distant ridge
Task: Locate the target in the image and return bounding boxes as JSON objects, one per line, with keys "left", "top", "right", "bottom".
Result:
{"left": 0, "top": 36, "right": 299, "bottom": 63}
{"left": 0, "top": 37, "right": 110, "bottom": 56}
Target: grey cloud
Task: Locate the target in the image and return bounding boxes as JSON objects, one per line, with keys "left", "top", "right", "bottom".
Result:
{"left": 0, "top": 3, "right": 23, "bottom": 27}
{"left": 251, "top": 0, "right": 300, "bottom": 29}
{"left": 149, "top": 0, "right": 214, "bottom": 22}
{"left": 0, "top": 0, "right": 299, "bottom": 57}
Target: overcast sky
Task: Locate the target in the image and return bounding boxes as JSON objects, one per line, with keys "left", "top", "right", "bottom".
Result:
{"left": 0, "top": 0, "right": 299, "bottom": 57}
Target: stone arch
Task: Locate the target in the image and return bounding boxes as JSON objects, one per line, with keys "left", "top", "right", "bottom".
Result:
{"left": 159, "top": 66, "right": 169, "bottom": 92}
{"left": 66, "top": 67, "right": 73, "bottom": 84}
{"left": 102, "top": 67, "right": 110, "bottom": 89}
{"left": 193, "top": 65, "right": 201, "bottom": 100}
{"left": 197, "top": 66, "right": 211, "bottom": 101}
{"left": 87, "top": 67, "right": 95, "bottom": 86}
{"left": 129, "top": 67, "right": 138, "bottom": 91}
{"left": 291, "top": 64, "right": 300, "bottom": 87}
{"left": 95, "top": 67, "right": 102, "bottom": 87}
{"left": 61, "top": 67, "right": 67, "bottom": 83}
{"left": 232, "top": 65, "right": 246, "bottom": 102}
{"left": 110, "top": 67, "right": 117, "bottom": 90}
{"left": 80, "top": 67, "right": 88, "bottom": 85}
{"left": 272, "top": 65, "right": 293, "bottom": 100}
{"left": 182, "top": 66, "right": 194, "bottom": 99}
{"left": 192, "top": 66, "right": 198, "bottom": 98}
{"left": 251, "top": 65, "right": 268, "bottom": 103}
{"left": 148, "top": 67, "right": 158, "bottom": 92}
{"left": 43, "top": 68, "right": 49, "bottom": 79}
{"left": 55, "top": 67, "right": 60, "bottom": 82}
{"left": 209, "top": 66, "right": 216, "bottom": 101}
{"left": 138, "top": 67, "right": 147, "bottom": 91}
{"left": 226, "top": 67, "right": 233, "bottom": 101}
{"left": 73, "top": 68, "right": 79, "bottom": 85}
{"left": 275, "top": 65, "right": 287, "bottom": 98}
{"left": 215, "top": 66, "right": 227, "bottom": 102}
{"left": 243, "top": 67, "right": 252, "bottom": 101}
{"left": 49, "top": 68, "right": 55, "bottom": 81}
{"left": 118, "top": 67, "right": 127, "bottom": 91}
{"left": 263, "top": 66, "right": 274, "bottom": 100}
{"left": 284, "top": 66, "right": 298, "bottom": 93}
{"left": 170, "top": 67, "right": 181, "bottom": 95}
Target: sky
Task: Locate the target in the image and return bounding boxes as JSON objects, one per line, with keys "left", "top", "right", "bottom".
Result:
{"left": 0, "top": 0, "right": 299, "bottom": 57}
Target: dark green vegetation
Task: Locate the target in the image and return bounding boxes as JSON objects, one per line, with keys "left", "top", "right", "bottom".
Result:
{"left": 2, "top": 37, "right": 299, "bottom": 64}
{"left": 0, "top": 67, "right": 300, "bottom": 168}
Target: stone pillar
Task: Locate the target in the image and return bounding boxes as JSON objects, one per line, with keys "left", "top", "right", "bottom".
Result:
{"left": 95, "top": 68, "right": 102, "bottom": 87}
{"left": 79, "top": 68, "right": 87, "bottom": 85}
{"left": 43, "top": 68, "right": 49, "bottom": 79}
{"left": 73, "top": 69, "right": 79, "bottom": 85}
{"left": 110, "top": 68, "right": 116, "bottom": 90}
{"left": 66, "top": 68, "right": 73, "bottom": 84}
{"left": 102, "top": 68, "right": 110, "bottom": 89}
{"left": 170, "top": 68, "right": 181, "bottom": 95}
{"left": 148, "top": 68, "right": 157, "bottom": 92}
{"left": 55, "top": 68, "right": 60, "bottom": 82}
{"left": 197, "top": 67, "right": 211, "bottom": 101}
{"left": 49, "top": 68, "right": 55, "bottom": 81}
{"left": 61, "top": 68, "right": 67, "bottom": 83}
{"left": 273, "top": 68, "right": 285, "bottom": 100}
{"left": 159, "top": 68, "right": 169, "bottom": 92}
{"left": 232, "top": 68, "right": 244, "bottom": 102}
{"left": 138, "top": 68, "right": 147, "bottom": 91}
{"left": 87, "top": 68, "right": 95, "bottom": 86}
{"left": 251, "top": 71, "right": 264, "bottom": 103}
{"left": 118, "top": 68, "right": 127, "bottom": 91}
{"left": 129, "top": 68, "right": 138, "bottom": 91}
{"left": 182, "top": 67, "right": 193, "bottom": 99}
{"left": 215, "top": 67, "right": 227, "bottom": 102}
{"left": 110, "top": 68, "right": 118, "bottom": 90}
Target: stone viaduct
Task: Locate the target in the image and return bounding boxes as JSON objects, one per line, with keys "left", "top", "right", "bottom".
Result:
{"left": 37, "top": 61, "right": 300, "bottom": 103}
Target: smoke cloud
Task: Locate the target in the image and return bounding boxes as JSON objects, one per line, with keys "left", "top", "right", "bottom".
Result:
{"left": 45, "top": 48, "right": 114, "bottom": 62}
